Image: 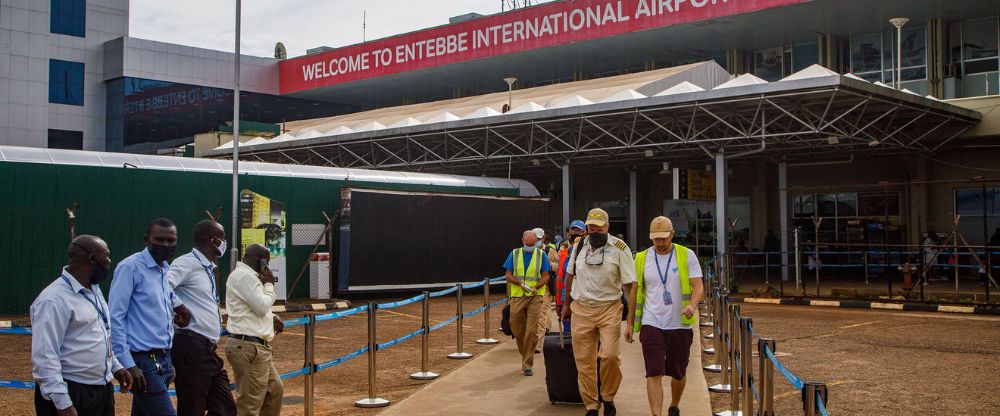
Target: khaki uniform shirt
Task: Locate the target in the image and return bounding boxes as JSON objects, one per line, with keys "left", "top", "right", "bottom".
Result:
{"left": 567, "top": 235, "right": 636, "bottom": 306}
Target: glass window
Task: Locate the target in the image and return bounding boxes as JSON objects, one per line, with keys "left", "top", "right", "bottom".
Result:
{"left": 816, "top": 194, "right": 837, "bottom": 217}
{"left": 836, "top": 193, "right": 858, "bottom": 216}
{"left": 49, "top": 59, "right": 84, "bottom": 106}
{"left": 858, "top": 192, "right": 900, "bottom": 217}
{"left": 793, "top": 42, "right": 819, "bottom": 72}
{"left": 963, "top": 17, "right": 999, "bottom": 62}
{"left": 48, "top": 129, "right": 83, "bottom": 150}
{"left": 851, "top": 32, "right": 883, "bottom": 77}
{"left": 954, "top": 187, "right": 1000, "bottom": 245}
{"left": 755, "top": 47, "right": 785, "bottom": 81}
{"left": 50, "top": 0, "right": 86, "bottom": 37}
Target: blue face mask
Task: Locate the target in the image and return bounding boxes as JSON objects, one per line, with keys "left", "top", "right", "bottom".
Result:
{"left": 523, "top": 245, "right": 536, "bottom": 253}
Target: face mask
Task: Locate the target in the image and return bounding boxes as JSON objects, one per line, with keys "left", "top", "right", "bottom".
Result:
{"left": 215, "top": 239, "right": 228, "bottom": 257}
{"left": 589, "top": 232, "right": 608, "bottom": 248}
{"left": 148, "top": 243, "right": 177, "bottom": 264}
{"left": 91, "top": 259, "right": 109, "bottom": 284}
{"left": 523, "top": 245, "right": 536, "bottom": 253}
{"left": 534, "top": 241, "right": 543, "bottom": 248}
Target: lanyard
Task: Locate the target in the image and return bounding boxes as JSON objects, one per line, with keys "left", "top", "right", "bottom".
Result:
{"left": 653, "top": 248, "right": 674, "bottom": 286}
{"left": 192, "top": 251, "right": 223, "bottom": 324}
{"left": 60, "top": 274, "right": 109, "bottom": 330}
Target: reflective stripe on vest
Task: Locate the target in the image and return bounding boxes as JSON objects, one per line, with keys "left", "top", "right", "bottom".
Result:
{"left": 510, "top": 248, "right": 546, "bottom": 297}
{"left": 632, "top": 243, "right": 693, "bottom": 332}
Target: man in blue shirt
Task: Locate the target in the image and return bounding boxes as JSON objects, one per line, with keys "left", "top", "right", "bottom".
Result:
{"left": 31, "top": 235, "right": 132, "bottom": 416}
{"left": 109, "top": 218, "right": 191, "bottom": 416}
{"left": 503, "top": 230, "right": 550, "bottom": 376}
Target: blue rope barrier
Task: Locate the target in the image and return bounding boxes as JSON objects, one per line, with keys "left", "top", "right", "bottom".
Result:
{"left": 749, "top": 375, "right": 760, "bottom": 402}
{"left": 429, "top": 285, "right": 459, "bottom": 298}
{"left": 282, "top": 317, "right": 310, "bottom": 328}
{"left": 817, "top": 391, "right": 830, "bottom": 416}
{"left": 764, "top": 344, "right": 804, "bottom": 390}
{"left": 430, "top": 315, "right": 459, "bottom": 332}
{"left": 490, "top": 298, "right": 507, "bottom": 308}
{"left": 316, "top": 345, "right": 369, "bottom": 371}
{"left": 279, "top": 367, "right": 311, "bottom": 380}
{"left": 377, "top": 328, "right": 425, "bottom": 350}
{"left": 489, "top": 276, "right": 506, "bottom": 283}
{"left": 315, "top": 304, "right": 368, "bottom": 322}
{"left": 0, "top": 327, "right": 31, "bottom": 335}
{"left": 0, "top": 380, "right": 34, "bottom": 389}
{"left": 376, "top": 293, "right": 425, "bottom": 310}
{"left": 462, "top": 280, "right": 486, "bottom": 290}
{"left": 463, "top": 305, "right": 488, "bottom": 319}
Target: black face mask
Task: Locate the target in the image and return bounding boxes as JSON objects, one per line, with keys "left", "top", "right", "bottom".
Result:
{"left": 91, "top": 260, "right": 109, "bottom": 284}
{"left": 148, "top": 243, "right": 177, "bottom": 264}
{"left": 589, "top": 232, "right": 608, "bottom": 248}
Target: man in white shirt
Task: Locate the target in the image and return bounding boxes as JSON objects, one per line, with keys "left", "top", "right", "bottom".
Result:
{"left": 168, "top": 220, "right": 236, "bottom": 416}
{"left": 625, "top": 216, "right": 705, "bottom": 416}
{"left": 224, "top": 243, "right": 284, "bottom": 416}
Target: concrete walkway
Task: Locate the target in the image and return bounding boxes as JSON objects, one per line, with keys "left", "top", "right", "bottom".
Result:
{"left": 379, "top": 321, "right": 712, "bottom": 416}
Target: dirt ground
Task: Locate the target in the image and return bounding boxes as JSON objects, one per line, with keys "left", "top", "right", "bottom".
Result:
{"left": 0, "top": 294, "right": 511, "bottom": 416}
{"left": 701, "top": 304, "right": 1000, "bottom": 415}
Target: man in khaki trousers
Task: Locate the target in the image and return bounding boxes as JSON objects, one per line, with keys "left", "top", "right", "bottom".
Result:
{"left": 225, "top": 244, "right": 285, "bottom": 415}
{"left": 533, "top": 227, "right": 560, "bottom": 353}
{"left": 562, "top": 208, "right": 636, "bottom": 416}
{"left": 504, "top": 230, "right": 551, "bottom": 376}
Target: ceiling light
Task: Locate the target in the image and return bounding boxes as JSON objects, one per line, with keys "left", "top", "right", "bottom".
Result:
{"left": 658, "top": 162, "right": 671, "bottom": 174}
{"left": 826, "top": 136, "right": 840, "bottom": 145}
{"left": 644, "top": 150, "right": 655, "bottom": 158}
{"left": 868, "top": 139, "right": 880, "bottom": 147}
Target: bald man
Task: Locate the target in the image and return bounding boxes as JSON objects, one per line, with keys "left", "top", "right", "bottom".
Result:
{"left": 31, "top": 235, "right": 132, "bottom": 416}
{"left": 224, "top": 244, "right": 284, "bottom": 416}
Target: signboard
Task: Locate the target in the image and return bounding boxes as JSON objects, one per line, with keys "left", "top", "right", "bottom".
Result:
{"left": 279, "top": 0, "right": 807, "bottom": 93}
{"left": 240, "top": 190, "right": 288, "bottom": 300}
{"left": 672, "top": 168, "right": 716, "bottom": 200}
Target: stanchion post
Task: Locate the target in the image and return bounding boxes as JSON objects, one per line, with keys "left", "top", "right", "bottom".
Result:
{"left": 803, "top": 381, "right": 828, "bottom": 416}
{"left": 757, "top": 338, "right": 776, "bottom": 416}
{"left": 764, "top": 251, "right": 770, "bottom": 285}
{"left": 864, "top": 251, "right": 870, "bottom": 285}
{"left": 304, "top": 314, "right": 316, "bottom": 416}
{"left": 794, "top": 228, "right": 802, "bottom": 294}
{"left": 740, "top": 317, "right": 753, "bottom": 416}
{"left": 727, "top": 305, "right": 741, "bottom": 414}
{"left": 704, "top": 285, "right": 722, "bottom": 373}
{"left": 356, "top": 301, "right": 389, "bottom": 408}
{"left": 477, "top": 278, "right": 498, "bottom": 345}
{"left": 411, "top": 292, "right": 439, "bottom": 380}
{"left": 987, "top": 253, "right": 992, "bottom": 303}
{"left": 448, "top": 284, "right": 472, "bottom": 359}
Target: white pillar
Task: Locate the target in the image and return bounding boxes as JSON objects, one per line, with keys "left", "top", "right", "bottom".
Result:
{"left": 779, "top": 161, "right": 789, "bottom": 282}
{"left": 562, "top": 164, "right": 572, "bottom": 230}
{"left": 629, "top": 170, "right": 638, "bottom": 250}
{"left": 715, "top": 153, "right": 728, "bottom": 288}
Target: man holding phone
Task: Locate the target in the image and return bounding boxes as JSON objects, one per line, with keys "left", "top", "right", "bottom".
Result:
{"left": 224, "top": 244, "right": 284, "bottom": 416}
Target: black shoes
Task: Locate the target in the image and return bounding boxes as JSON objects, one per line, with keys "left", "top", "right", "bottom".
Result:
{"left": 602, "top": 401, "right": 616, "bottom": 416}
{"left": 668, "top": 406, "right": 680, "bottom": 416}
{"left": 585, "top": 410, "right": 599, "bottom": 416}
{"left": 522, "top": 369, "right": 533, "bottom": 376}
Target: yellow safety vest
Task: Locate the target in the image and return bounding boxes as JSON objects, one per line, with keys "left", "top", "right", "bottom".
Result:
{"left": 632, "top": 244, "right": 694, "bottom": 332}
{"left": 509, "top": 248, "right": 546, "bottom": 297}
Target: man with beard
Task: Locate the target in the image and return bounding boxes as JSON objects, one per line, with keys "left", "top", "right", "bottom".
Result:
{"left": 109, "top": 218, "right": 191, "bottom": 415}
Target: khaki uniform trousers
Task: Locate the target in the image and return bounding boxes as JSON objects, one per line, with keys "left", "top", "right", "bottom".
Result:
{"left": 508, "top": 295, "right": 544, "bottom": 371}
{"left": 534, "top": 293, "right": 554, "bottom": 351}
{"left": 224, "top": 338, "right": 284, "bottom": 416}
{"left": 570, "top": 300, "right": 624, "bottom": 410}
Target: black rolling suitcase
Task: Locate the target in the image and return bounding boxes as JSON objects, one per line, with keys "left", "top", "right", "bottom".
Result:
{"left": 543, "top": 321, "right": 582, "bottom": 404}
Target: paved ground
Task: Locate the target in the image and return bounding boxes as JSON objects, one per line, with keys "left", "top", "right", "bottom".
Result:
{"left": 379, "top": 320, "right": 711, "bottom": 416}
{"left": 730, "top": 269, "right": 998, "bottom": 303}
{"left": 701, "top": 303, "right": 1000, "bottom": 415}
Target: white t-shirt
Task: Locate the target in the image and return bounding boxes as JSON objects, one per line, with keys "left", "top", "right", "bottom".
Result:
{"left": 641, "top": 247, "right": 703, "bottom": 330}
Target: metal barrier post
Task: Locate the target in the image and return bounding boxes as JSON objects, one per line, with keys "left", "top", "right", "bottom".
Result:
{"left": 887, "top": 249, "right": 894, "bottom": 297}
{"left": 709, "top": 299, "right": 734, "bottom": 393}
{"left": 411, "top": 291, "right": 439, "bottom": 380}
{"left": 987, "top": 254, "right": 992, "bottom": 303}
{"left": 448, "top": 284, "right": 473, "bottom": 359}
{"left": 864, "top": 251, "right": 870, "bottom": 285}
{"left": 704, "top": 285, "right": 723, "bottom": 372}
{"left": 304, "top": 314, "right": 316, "bottom": 416}
{"left": 714, "top": 304, "right": 742, "bottom": 415}
{"left": 703, "top": 287, "right": 715, "bottom": 339}
{"left": 764, "top": 251, "right": 770, "bottom": 285}
{"left": 803, "top": 381, "right": 828, "bottom": 416}
{"left": 794, "top": 228, "right": 802, "bottom": 293}
{"left": 757, "top": 338, "right": 776, "bottom": 416}
{"left": 740, "top": 317, "right": 753, "bottom": 416}
{"left": 477, "top": 278, "right": 498, "bottom": 345}
{"left": 356, "top": 301, "right": 389, "bottom": 408}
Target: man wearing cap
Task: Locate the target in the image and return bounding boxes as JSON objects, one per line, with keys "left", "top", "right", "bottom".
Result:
{"left": 556, "top": 221, "right": 587, "bottom": 331}
{"left": 504, "top": 230, "right": 551, "bottom": 376}
{"left": 532, "top": 227, "right": 560, "bottom": 353}
{"left": 562, "top": 208, "right": 636, "bottom": 416}
{"left": 626, "top": 216, "right": 704, "bottom": 416}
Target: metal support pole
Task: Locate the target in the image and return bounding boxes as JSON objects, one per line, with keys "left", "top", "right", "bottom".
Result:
{"left": 864, "top": 251, "right": 870, "bottom": 285}
{"left": 477, "top": 278, "right": 498, "bottom": 345}
{"left": 304, "top": 314, "right": 315, "bottom": 416}
{"left": 764, "top": 250, "right": 770, "bottom": 285}
{"left": 448, "top": 284, "right": 472, "bottom": 359}
{"left": 988, "top": 254, "right": 992, "bottom": 304}
{"left": 803, "top": 382, "right": 829, "bottom": 416}
{"left": 229, "top": 0, "right": 242, "bottom": 272}
{"left": 794, "top": 227, "right": 802, "bottom": 293}
{"left": 740, "top": 317, "right": 753, "bottom": 416}
{"left": 709, "top": 297, "right": 734, "bottom": 392}
{"left": 356, "top": 301, "right": 389, "bottom": 408}
{"left": 813, "top": 217, "right": 821, "bottom": 297}
{"left": 758, "top": 338, "right": 776, "bottom": 416}
{"left": 704, "top": 285, "right": 723, "bottom": 372}
{"left": 562, "top": 164, "right": 572, "bottom": 230}
{"left": 411, "top": 292, "right": 439, "bottom": 380}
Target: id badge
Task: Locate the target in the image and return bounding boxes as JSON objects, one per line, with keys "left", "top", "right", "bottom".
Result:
{"left": 663, "top": 289, "right": 673, "bottom": 306}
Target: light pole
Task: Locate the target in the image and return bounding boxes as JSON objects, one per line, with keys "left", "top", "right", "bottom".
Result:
{"left": 890, "top": 17, "right": 909, "bottom": 90}
{"left": 503, "top": 77, "right": 517, "bottom": 112}
{"left": 231, "top": 0, "right": 242, "bottom": 271}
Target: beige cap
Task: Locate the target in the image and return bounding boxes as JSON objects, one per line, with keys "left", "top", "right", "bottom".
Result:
{"left": 649, "top": 216, "right": 674, "bottom": 240}
{"left": 585, "top": 208, "right": 609, "bottom": 227}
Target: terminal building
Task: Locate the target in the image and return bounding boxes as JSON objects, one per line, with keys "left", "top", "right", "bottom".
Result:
{"left": 3, "top": 0, "right": 1000, "bottom": 275}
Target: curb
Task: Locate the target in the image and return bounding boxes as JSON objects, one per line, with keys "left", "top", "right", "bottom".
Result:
{"left": 728, "top": 296, "right": 1000, "bottom": 316}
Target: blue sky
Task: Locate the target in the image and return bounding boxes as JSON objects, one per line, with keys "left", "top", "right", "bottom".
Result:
{"left": 129, "top": 1, "right": 548, "bottom": 58}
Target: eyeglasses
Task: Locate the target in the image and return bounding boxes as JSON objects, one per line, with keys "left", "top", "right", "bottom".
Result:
{"left": 585, "top": 248, "right": 606, "bottom": 266}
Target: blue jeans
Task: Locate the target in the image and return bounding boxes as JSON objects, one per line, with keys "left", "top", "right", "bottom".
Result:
{"left": 130, "top": 351, "right": 176, "bottom": 416}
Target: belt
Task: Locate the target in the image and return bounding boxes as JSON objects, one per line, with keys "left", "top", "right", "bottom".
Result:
{"left": 132, "top": 348, "right": 170, "bottom": 355}
{"left": 175, "top": 329, "right": 216, "bottom": 346}
{"left": 228, "top": 334, "right": 269, "bottom": 347}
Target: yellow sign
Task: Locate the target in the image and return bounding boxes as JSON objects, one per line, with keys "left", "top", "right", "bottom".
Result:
{"left": 674, "top": 169, "right": 716, "bottom": 200}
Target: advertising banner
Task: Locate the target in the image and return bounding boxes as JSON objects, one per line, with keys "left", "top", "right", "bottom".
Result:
{"left": 279, "top": 0, "right": 807, "bottom": 93}
{"left": 673, "top": 168, "right": 716, "bottom": 200}
{"left": 240, "top": 190, "right": 288, "bottom": 300}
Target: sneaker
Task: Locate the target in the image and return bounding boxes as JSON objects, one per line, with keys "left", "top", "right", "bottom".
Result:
{"left": 602, "top": 401, "right": 616, "bottom": 416}
{"left": 585, "top": 410, "right": 599, "bottom": 416}
{"left": 668, "top": 406, "right": 680, "bottom": 416}
{"left": 522, "top": 369, "right": 533, "bottom": 376}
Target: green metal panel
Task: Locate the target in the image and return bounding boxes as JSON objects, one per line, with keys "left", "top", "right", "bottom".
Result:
{"left": 0, "top": 161, "right": 518, "bottom": 314}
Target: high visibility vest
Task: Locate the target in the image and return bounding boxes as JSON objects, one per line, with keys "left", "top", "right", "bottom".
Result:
{"left": 509, "top": 248, "right": 546, "bottom": 297}
{"left": 556, "top": 248, "right": 569, "bottom": 304}
{"left": 632, "top": 244, "right": 694, "bottom": 332}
